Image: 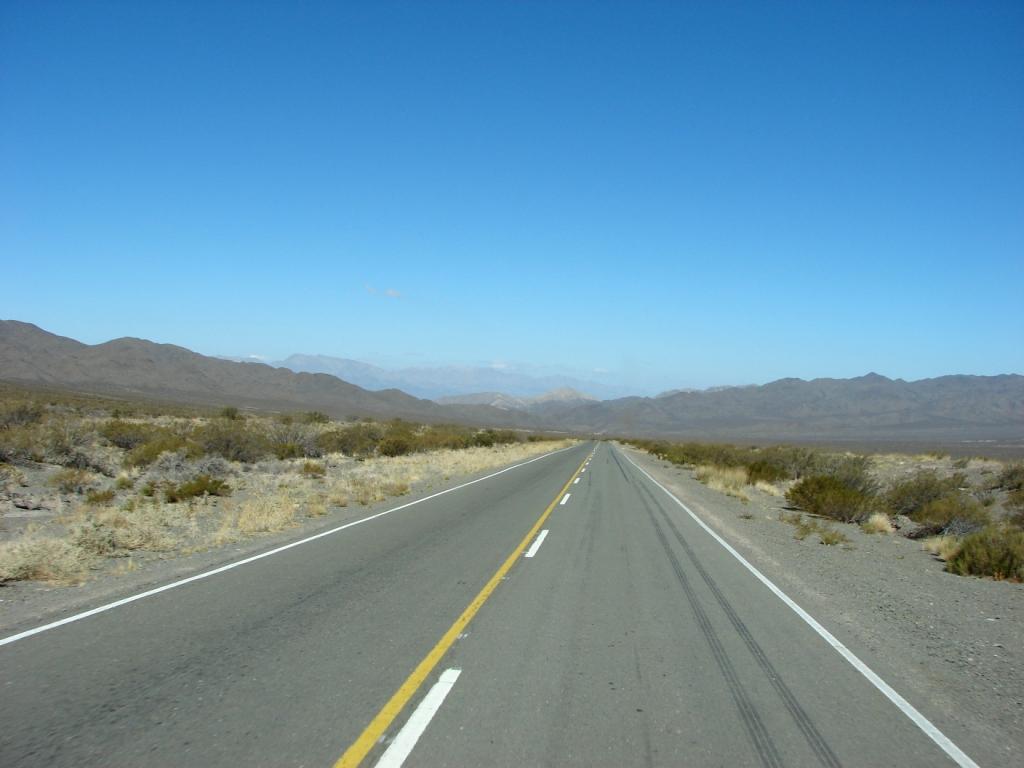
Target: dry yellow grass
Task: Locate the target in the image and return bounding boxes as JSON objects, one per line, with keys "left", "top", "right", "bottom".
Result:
{"left": 922, "top": 535, "right": 962, "bottom": 561}
{"left": 0, "top": 438, "right": 574, "bottom": 585}
{"left": 694, "top": 465, "right": 750, "bottom": 501}
{"left": 754, "top": 480, "right": 784, "bottom": 497}
{"left": 861, "top": 512, "right": 895, "bottom": 534}
{"left": 0, "top": 536, "right": 93, "bottom": 584}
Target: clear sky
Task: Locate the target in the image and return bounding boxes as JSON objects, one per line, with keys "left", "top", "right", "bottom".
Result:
{"left": 2, "top": 1, "right": 1022, "bottom": 394}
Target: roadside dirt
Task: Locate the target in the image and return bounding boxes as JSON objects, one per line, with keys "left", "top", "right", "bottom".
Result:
{"left": 622, "top": 443, "right": 1023, "bottom": 764}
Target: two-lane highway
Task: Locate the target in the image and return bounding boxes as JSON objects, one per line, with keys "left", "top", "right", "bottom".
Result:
{"left": 0, "top": 442, "right": 979, "bottom": 766}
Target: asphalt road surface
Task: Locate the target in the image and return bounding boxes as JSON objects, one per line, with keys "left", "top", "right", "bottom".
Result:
{"left": 0, "top": 442, "right": 980, "bottom": 767}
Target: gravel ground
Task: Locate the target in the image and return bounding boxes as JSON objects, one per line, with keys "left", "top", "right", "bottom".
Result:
{"left": 622, "top": 443, "right": 1023, "bottom": 766}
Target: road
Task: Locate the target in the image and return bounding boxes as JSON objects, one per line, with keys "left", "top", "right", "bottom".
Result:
{"left": 0, "top": 442, "right": 979, "bottom": 767}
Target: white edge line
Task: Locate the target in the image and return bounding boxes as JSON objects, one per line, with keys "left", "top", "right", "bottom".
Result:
{"left": 560, "top": 493, "right": 571, "bottom": 505}
{"left": 618, "top": 448, "right": 979, "bottom": 768}
{"left": 523, "top": 529, "right": 549, "bottom": 559}
{"left": 375, "top": 667, "right": 462, "bottom": 768}
{"left": 0, "top": 445, "right": 579, "bottom": 648}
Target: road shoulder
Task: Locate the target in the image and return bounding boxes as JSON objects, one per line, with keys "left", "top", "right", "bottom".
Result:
{"left": 619, "top": 442, "right": 1024, "bottom": 765}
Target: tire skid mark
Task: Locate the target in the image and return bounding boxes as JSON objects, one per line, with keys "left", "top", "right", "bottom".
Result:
{"left": 631, "top": 473, "right": 842, "bottom": 768}
{"left": 621, "top": 453, "right": 782, "bottom": 768}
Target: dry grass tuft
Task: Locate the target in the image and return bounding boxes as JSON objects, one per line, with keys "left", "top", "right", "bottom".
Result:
{"left": 754, "top": 480, "right": 784, "bottom": 497}
{"left": 861, "top": 512, "right": 895, "bottom": 534}
{"left": 235, "top": 494, "right": 298, "bottom": 534}
{"left": 0, "top": 536, "right": 93, "bottom": 584}
{"left": 923, "top": 535, "right": 962, "bottom": 562}
{"left": 695, "top": 465, "right": 749, "bottom": 501}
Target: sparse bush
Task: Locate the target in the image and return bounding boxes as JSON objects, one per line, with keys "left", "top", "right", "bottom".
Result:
{"left": 912, "top": 493, "right": 990, "bottom": 536}
{"left": 302, "top": 411, "right": 330, "bottom": 424}
{"left": 85, "top": 488, "right": 116, "bottom": 504}
{"left": 1007, "top": 490, "right": 1024, "bottom": 528}
{"left": 0, "top": 536, "right": 92, "bottom": 584}
{"left": 378, "top": 435, "right": 413, "bottom": 457}
{"left": 746, "top": 460, "right": 789, "bottom": 484}
{"left": 44, "top": 418, "right": 92, "bottom": 466}
{"left": 997, "top": 463, "right": 1024, "bottom": 492}
{"left": 473, "top": 429, "right": 518, "bottom": 448}
{"left": 100, "top": 420, "right": 161, "bottom": 450}
{"left": 193, "top": 420, "right": 269, "bottom": 463}
{"left": 109, "top": 506, "right": 178, "bottom": 551}
{"left": 861, "top": 512, "right": 895, "bottom": 534}
{"left": 268, "top": 421, "right": 320, "bottom": 459}
{"left": 301, "top": 461, "right": 326, "bottom": 478}
{"left": 0, "top": 463, "right": 27, "bottom": 489}
{"left": 947, "top": 526, "right": 1024, "bottom": 581}
{"left": 695, "top": 465, "right": 749, "bottom": 500}
{"left": 382, "top": 481, "right": 410, "bottom": 496}
{"left": 818, "top": 527, "right": 848, "bottom": 546}
{"left": 316, "top": 423, "right": 386, "bottom": 458}
{"left": 922, "top": 535, "right": 961, "bottom": 562}
{"left": 73, "top": 522, "right": 119, "bottom": 556}
{"left": 220, "top": 406, "right": 241, "bottom": 420}
{"left": 884, "top": 470, "right": 965, "bottom": 518}
{"left": 235, "top": 496, "right": 296, "bottom": 533}
{"left": 125, "top": 432, "right": 195, "bottom": 467}
{"left": 115, "top": 475, "right": 134, "bottom": 490}
{"left": 50, "top": 468, "right": 95, "bottom": 494}
{"left": 814, "top": 454, "right": 878, "bottom": 497}
{"left": 164, "top": 474, "right": 231, "bottom": 503}
{"left": 786, "top": 475, "right": 872, "bottom": 523}
{"left": 0, "top": 402, "right": 44, "bottom": 430}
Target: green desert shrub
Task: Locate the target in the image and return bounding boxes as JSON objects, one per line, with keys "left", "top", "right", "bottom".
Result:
{"left": 997, "top": 463, "right": 1024, "bottom": 492}
{"left": 378, "top": 435, "right": 413, "bottom": 457}
{"left": 746, "top": 460, "right": 789, "bottom": 484}
{"left": 0, "top": 402, "right": 44, "bottom": 430}
{"left": 947, "top": 527, "right": 1024, "bottom": 581}
{"left": 813, "top": 454, "right": 878, "bottom": 497}
{"left": 125, "top": 432, "right": 196, "bottom": 467}
{"left": 100, "top": 419, "right": 162, "bottom": 450}
{"left": 912, "top": 492, "right": 990, "bottom": 536}
{"left": 50, "top": 468, "right": 95, "bottom": 494}
{"left": 786, "top": 475, "right": 873, "bottom": 523}
{"left": 163, "top": 474, "right": 231, "bottom": 503}
{"left": 193, "top": 421, "right": 269, "bottom": 463}
{"left": 316, "top": 423, "right": 386, "bottom": 458}
{"left": 884, "top": 470, "right": 965, "bottom": 518}
{"left": 85, "top": 488, "right": 116, "bottom": 504}
{"left": 301, "top": 461, "right": 326, "bottom": 478}
{"left": 473, "top": 429, "right": 518, "bottom": 448}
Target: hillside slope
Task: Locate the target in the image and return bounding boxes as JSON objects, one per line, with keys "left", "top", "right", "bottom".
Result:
{"left": 0, "top": 321, "right": 525, "bottom": 426}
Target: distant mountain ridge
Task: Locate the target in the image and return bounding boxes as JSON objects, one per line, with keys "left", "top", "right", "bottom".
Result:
{"left": 436, "top": 387, "right": 597, "bottom": 412}
{"left": 3, "top": 320, "right": 1021, "bottom": 442}
{"left": 547, "top": 372, "right": 1024, "bottom": 440}
{"left": 271, "top": 353, "right": 620, "bottom": 400}
{"left": 0, "top": 321, "right": 525, "bottom": 426}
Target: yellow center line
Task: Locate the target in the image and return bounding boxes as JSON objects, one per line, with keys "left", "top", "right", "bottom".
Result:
{"left": 333, "top": 446, "right": 593, "bottom": 768}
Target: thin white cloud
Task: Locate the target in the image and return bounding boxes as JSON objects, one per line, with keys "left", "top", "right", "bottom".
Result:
{"left": 384, "top": 288, "right": 401, "bottom": 298}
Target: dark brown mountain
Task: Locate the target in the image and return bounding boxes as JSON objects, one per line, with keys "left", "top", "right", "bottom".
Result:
{"left": 0, "top": 321, "right": 526, "bottom": 426}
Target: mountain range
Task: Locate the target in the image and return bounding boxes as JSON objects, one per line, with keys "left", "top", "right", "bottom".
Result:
{"left": 3, "top": 320, "right": 1022, "bottom": 442}
{"left": 0, "top": 321, "right": 522, "bottom": 427}
{"left": 259, "top": 353, "right": 622, "bottom": 400}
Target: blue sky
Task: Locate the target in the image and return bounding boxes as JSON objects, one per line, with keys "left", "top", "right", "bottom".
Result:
{"left": 2, "top": 1, "right": 1022, "bottom": 394}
